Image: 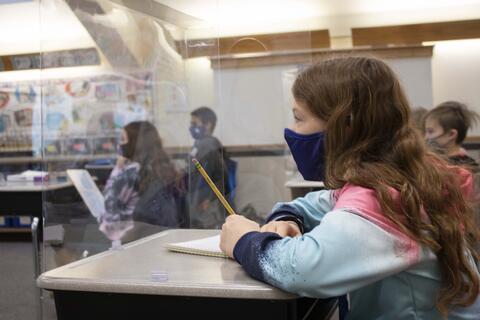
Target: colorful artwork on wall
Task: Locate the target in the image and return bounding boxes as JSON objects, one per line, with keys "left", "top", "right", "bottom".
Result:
{"left": 65, "top": 80, "right": 90, "bottom": 97}
{"left": 14, "top": 108, "right": 33, "bottom": 127}
{"left": 0, "top": 71, "right": 154, "bottom": 154}
{"left": 0, "top": 92, "right": 9, "bottom": 109}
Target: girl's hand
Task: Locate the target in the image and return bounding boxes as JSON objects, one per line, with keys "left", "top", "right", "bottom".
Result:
{"left": 116, "top": 156, "right": 126, "bottom": 169}
{"left": 260, "top": 221, "right": 302, "bottom": 237}
{"left": 220, "top": 215, "right": 260, "bottom": 258}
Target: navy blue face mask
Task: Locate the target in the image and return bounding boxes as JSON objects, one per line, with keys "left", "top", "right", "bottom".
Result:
{"left": 189, "top": 125, "right": 207, "bottom": 140}
{"left": 284, "top": 128, "right": 326, "bottom": 181}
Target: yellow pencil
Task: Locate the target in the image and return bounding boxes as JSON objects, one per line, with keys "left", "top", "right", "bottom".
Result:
{"left": 192, "top": 158, "right": 236, "bottom": 216}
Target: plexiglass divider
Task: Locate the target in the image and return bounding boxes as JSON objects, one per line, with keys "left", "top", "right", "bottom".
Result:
{"left": 37, "top": 1, "right": 313, "bottom": 318}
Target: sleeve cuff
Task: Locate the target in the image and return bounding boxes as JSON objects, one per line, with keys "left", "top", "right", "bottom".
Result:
{"left": 265, "top": 207, "right": 305, "bottom": 234}
{"left": 233, "top": 231, "right": 259, "bottom": 263}
{"left": 233, "top": 231, "right": 281, "bottom": 264}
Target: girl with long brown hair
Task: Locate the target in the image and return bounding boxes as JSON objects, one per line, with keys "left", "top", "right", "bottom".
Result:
{"left": 100, "top": 121, "right": 183, "bottom": 242}
{"left": 220, "top": 56, "right": 479, "bottom": 319}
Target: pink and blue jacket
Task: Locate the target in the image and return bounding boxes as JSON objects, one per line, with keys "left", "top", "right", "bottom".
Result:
{"left": 233, "top": 168, "right": 479, "bottom": 319}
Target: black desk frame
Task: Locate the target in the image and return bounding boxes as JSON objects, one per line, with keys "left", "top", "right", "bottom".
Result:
{"left": 53, "top": 290, "right": 337, "bottom": 320}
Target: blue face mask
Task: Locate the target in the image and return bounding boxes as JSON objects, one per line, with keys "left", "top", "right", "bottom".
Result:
{"left": 189, "top": 125, "right": 206, "bottom": 140}
{"left": 284, "top": 128, "right": 326, "bottom": 181}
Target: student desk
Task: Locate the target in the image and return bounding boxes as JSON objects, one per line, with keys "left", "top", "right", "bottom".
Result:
{"left": 0, "top": 180, "right": 74, "bottom": 218}
{"left": 0, "top": 179, "right": 78, "bottom": 244}
{"left": 37, "top": 229, "right": 338, "bottom": 320}
{"left": 285, "top": 176, "right": 325, "bottom": 199}
{"left": 0, "top": 179, "right": 77, "bottom": 320}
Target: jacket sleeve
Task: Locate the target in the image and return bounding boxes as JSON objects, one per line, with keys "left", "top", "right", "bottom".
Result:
{"left": 266, "top": 189, "right": 336, "bottom": 233}
{"left": 102, "top": 163, "right": 140, "bottom": 223}
{"left": 234, "top": 209, "right": 420, "bottom": 298}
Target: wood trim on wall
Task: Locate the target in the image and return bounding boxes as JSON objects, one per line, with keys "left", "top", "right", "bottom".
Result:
{"left": 210, "top": 45, "right": 433, "bottom": 69}
{"left": 465, "top": 136, "right": 480, "bottom": 143}
{"left": 352, "top": 19, "right": 480, "bottom": 46}
{"left": 177, "top": 30, "right": 330, "bottom": 58}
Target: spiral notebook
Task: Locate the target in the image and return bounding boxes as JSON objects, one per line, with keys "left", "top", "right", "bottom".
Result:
{"left": 165, "top": 235, "right": 229, "bottom": 258}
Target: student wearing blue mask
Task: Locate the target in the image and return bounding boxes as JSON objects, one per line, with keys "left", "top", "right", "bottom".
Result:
{"left": 220, "top": 57, "right": 480, "bottom": 319}
{"left": 188, "top": 106, "right": 230, "bottom": 229}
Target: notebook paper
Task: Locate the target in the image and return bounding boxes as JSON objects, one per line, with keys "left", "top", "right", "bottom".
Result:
{"left": 165, "top": 235, "right": 229, "bottom": 258}
{"left": 67, "top": 169, "right": 105, "bottom": 218}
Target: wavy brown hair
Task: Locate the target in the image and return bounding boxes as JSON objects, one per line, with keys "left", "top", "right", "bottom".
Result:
{"left": 124, "top": 121, "right": 178, "bottom": 193}
{"left": 292, "top": 56, "right": 479, "bottom": 316}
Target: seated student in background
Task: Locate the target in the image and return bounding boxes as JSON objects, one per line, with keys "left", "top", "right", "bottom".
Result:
{"left": 99, "top": 121, "right": 183, "bottom": 242}
{"left": 188, "top": 106, "right": 230, "bottom": 229}
{"left": 424, "top": 101, "right": 480, "bottom": 172}
{"left": 220, "top": 57, "right": 480, "bottom": 319}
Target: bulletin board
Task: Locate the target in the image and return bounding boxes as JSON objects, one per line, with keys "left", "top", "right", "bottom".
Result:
{"left": 0, "top": 71, "right": 154, "bottom": 156}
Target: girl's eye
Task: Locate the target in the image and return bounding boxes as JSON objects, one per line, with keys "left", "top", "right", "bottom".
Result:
{"left": 294, "top": 116, "right": 302, "bottom": 122}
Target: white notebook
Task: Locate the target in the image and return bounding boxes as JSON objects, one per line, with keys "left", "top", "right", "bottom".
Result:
{"left": 66, "top": 169, "right": 105, "bottom": 218}
{"left": 165, "top": 235, "right": 229, "bottom": 258}
{"left": 7, "top": 170, "right": 49, "bottom": 182}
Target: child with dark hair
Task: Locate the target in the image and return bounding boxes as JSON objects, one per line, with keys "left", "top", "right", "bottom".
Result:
{"left": 188, "top": 106, "right": 230, "bottom": 229}
{"left": 425, "top": 101, "right": 480, "bottom": 171}
{"left": 99, "top": 121, "right": 183, "bottom": 241}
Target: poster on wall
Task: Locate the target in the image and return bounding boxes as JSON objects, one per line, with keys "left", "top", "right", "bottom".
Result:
{"left": 0, "top": 91, "right": 9, "bottom": 109}
{"left": 0, "top": 71, "right": 154, "bottom": 155}
{"left": 65, "top": 80, "right": 91, "bottom": 98}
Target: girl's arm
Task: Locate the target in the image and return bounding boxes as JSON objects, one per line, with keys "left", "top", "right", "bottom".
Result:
{"left": 231, "top": 209, "right": 421, "bottom": 298}
{"left": 266, "top": 189, "right": 335, "bottom": 233}
{"left": 102, "top": 162, "right": 140, "bottom": 223}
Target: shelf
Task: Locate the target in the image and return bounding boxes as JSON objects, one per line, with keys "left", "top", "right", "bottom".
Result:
{"left": 0, "top": 227, "right": 31, "bottom": 233}
{"left": 0, "top": 154, "right": 116, "bottom": 164}
{"left": 0, "top": 148, "right": 33, "bottom": 153}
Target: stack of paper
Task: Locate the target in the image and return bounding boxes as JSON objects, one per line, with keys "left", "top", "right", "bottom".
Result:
{"left": 7, "top": 170, "right": 49, "bottom": 182}
{"left": 165, "top": 235, "right": 229, "bottom": 258}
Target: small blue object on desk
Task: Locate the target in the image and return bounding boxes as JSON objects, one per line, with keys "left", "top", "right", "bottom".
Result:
{"left": 55, "top": 176, "right": 68, "bottom": 183}
{"left": 151, "top": 271, "right": 169, "bottom": 282}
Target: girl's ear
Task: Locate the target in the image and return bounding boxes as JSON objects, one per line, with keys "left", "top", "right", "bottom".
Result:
{"left": 448, "top": 128, "right": 458, "bottom": 142}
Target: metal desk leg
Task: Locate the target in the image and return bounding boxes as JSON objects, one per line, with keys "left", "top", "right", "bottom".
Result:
{"left": 31, "top": 217, "right": 42, "bottom": 320}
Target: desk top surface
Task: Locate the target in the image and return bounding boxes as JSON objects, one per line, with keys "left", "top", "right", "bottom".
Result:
{"left": 37, "top": 229, "right": 297, "bottom": 300}
{"left": 0, "top": 180, "right": 73, "bottom": 192}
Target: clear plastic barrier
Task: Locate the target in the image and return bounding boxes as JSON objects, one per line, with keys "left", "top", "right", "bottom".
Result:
{"left": 0, "top": 1, "right": 474, "bottom": 319}
{"left": 37, "top": 1, "right": 313, "bottom": 254}
{"left": 30, "top": 1, "right": 312, "bottom": 318}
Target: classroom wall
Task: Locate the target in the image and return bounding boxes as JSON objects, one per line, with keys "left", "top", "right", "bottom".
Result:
{"left": 182, "top": 41, "right": 480, "bottom": 144}
{"left": 232, "top": 156, "right": 290, "bottom": 218}
{"left": 431, "top": 39, "right": 480, "bottom": 136}
{"left": 210, "top": 57, "right": 432, "bottom": 145}
{"left": 165, "top": 41, "right": 480, "bottom": 213}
